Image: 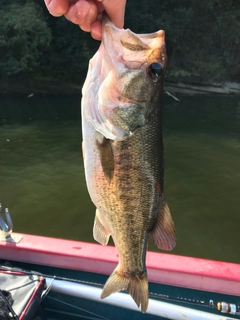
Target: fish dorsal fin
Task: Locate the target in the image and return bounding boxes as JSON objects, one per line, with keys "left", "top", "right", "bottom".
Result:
{"left": 93, "top": 210, "right": 110, "bottom": 245}
{"left": 150, "top": 197, "right": 176, "bottom": 251}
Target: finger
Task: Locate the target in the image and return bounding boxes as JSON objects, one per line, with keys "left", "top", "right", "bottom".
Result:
{"left": 64, "top": 1, "right": 89, "bottom": 25}
{"left": 99, "top": 0, "right": 126, "bottom": 28}
{"left": 90, "top": 20, "right": 102, "bottom": 40}
{"left": 65, "top": 0, "right": 97, "bottom": 27}
{"left": 78, "top": 1, "right": 98, "bottom": 29}
{"left": 44, "top": 0, "right": 70, "bottom": 16}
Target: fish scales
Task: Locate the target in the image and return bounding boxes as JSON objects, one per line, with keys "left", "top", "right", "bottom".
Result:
{"left": 81, "top": 15, "right": 176, "bottom": 312}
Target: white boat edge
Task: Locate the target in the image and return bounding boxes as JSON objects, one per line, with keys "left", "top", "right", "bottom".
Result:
{"left": 45, "top": 277, "right": 235, "bottom": 320}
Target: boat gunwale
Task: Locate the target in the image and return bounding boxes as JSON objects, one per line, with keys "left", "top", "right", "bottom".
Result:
{"left": 1, "top": 232, "right": 240, "bottom": 297}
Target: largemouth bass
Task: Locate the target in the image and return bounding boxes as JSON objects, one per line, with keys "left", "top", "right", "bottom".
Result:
{"left": 81, "top": 16, "right": 176, "bottom": 312}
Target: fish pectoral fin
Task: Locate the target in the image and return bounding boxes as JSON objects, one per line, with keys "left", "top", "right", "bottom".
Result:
{"left": 96, "top": 137, "right": 114, "bottom": 184}
{"left": 101, "top": 265, "right": 149, "bottom": 313}
{"left": 93, "top": 210, "right": 110, "bottom": 245}
{"left": 150, "top": 197, "right": 176, "bottom": 251}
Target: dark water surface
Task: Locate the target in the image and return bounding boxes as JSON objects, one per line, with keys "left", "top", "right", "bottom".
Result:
{"left": 0, "top": 94, "right": 240, "bottom": 263}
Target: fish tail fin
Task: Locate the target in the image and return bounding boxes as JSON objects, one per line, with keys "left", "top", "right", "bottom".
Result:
{"left": 101, "top": 266, "right": 149, "bottom": 313}
{"left": 128, "top": 273, "right": 148, "bottom": 313}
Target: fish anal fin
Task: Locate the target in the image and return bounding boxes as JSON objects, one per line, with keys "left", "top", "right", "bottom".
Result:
{"left": 151, "top": 197, "right": 176, "bottom": 251}
{"left": 93, "top": 210, "right": 110, "bottom": 245}
{"left": 101, "top": 266, "right": 149, "bottom": 313}
{"left": 96, "top": 137, "right": 114, "bottom": 184}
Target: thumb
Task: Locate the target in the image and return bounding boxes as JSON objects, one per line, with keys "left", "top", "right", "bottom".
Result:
{"left": 100, "top": 0, "right": 126, "bottom": 28}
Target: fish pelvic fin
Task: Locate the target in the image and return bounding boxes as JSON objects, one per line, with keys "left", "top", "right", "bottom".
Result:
{"left": 93, "top": 210, "right": 110, "bottom": 245}
{"left": 150, "top": 197, "right": 176, "bottom": 251}
{"left": 101, "top": 266, "right": 149, "bottom": 313}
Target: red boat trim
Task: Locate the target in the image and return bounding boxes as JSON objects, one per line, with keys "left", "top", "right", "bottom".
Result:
{"left": 1, "top": 233, "right": 240, "bottom": 297}
{"left": 19, "top": 276, "right": 45, "bottom": 320}
{"left": 1, "top": 270, "right": 24, "bottom": 275}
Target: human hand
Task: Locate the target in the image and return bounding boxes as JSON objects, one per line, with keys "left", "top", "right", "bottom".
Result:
{"left": 44, "top": 0, "right": 126, "bottom": 40}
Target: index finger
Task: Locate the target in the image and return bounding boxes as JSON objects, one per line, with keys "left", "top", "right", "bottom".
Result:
{"left": 44, "top": 0, "right": 72, "bottom": 16}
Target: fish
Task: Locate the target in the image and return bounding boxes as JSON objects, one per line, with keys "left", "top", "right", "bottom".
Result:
{"left": 81, "top": 16, "right": 176, "bottom": 313}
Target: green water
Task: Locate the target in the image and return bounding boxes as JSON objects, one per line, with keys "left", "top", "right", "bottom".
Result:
{"left": 0, "top": 94, "right": 240, "bottom": 263}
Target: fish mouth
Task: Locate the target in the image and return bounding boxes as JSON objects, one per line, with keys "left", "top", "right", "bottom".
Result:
{"left": 102, "top": 14, "right": 165, "bottom": 52}
{"left": 102, "top": 15, "right": 166, "bottom": 74}
{"left": 102, "top": 13, "right": 165, "bottom": 42}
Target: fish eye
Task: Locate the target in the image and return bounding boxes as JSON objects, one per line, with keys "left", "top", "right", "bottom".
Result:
{"left": 148, "top": 62, "right": 162, "bottom": 83}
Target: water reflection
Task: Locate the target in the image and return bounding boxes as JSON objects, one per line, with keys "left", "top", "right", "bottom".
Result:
{"left": 0, "top": 94, "right": 239, "bottom": 263}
